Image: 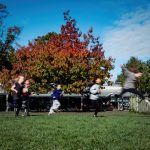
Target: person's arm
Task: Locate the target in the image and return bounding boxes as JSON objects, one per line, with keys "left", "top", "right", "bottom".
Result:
{"left": 135, "top": 72, "right": 142, "bottom": 78}
{"left": 121, "top": 65, "right": 130, "bottom": 76}
{"left": 22, "top": 87, "right": 28, "bottom": 93}
{"left": 60, "top": 91, "right": 64, "bottom": 96}
{"left": 90, "top": 85, "right": 100, "bottom": 94}
{"left": 11, "top": 84, "right": 18, "bottom": 93}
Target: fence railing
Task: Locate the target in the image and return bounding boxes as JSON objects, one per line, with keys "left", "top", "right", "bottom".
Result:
{"left": 1, "top": 93, "right": 119, "bottom": 112}
{"left": 1, "top": 93, "right": 149, "bottom": 112}
{"left": 129, "top": 96, "right": 150, "bottom": 113}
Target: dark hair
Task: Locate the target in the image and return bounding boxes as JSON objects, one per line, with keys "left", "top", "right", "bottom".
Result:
{"left": 49, "top": 83, "right": 56, "bottom": 88}
{"left": 128, "top": 66, "right": 139, "bottom": 73}
{"left": 91, "top": 76, "right": 101, "bottom": 84}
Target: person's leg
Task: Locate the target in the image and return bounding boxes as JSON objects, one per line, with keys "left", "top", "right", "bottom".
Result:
{"left": 128, "top": 89, "right": 150, "bottom": 105}
{"left": 94, "top": 100, "right": 100, "bottom": 116}
{"left": 14, "top": 105, "right": 18, "bottom": 117}
{"left": 24, "top": 99, "right": 29, "bottom": 116}
{"left": 48, "top": 100, "right": 56, "bottom": 114}
{"left": 91, "top": 100, "right": 99, "bottom": 117}
{"left": 119, "top": 89, "right": 129, "bottom": 98}
{"left": 6, "top": 101, "right": 9, "bottom": 112}
{"left": 91, "top": 100, "right": 95, "bottom": 116}
{"left": 13, "top": 99, "right": 18, "bottom": 117}
{"left": 127, "top": 88, "right": 145, "bottom": 100}
{"left": 22, "top": 100, "right": 26, "bottom": 116}
{"left": 15, "top": 104, "right": 20, "bottom": 117}
{"left": 21, "top": 96, "right": 30, "bottom": 116}
{"left": 23, "top": 101, "right": 28, "bottom": 117}
{"left": 16, "top": 100, "right": 22, "bottom": 117}
{"left": 53, "top": 100, "right": 61, "bottom": 112}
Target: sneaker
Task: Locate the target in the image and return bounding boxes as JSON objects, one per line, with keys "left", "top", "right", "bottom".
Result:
{"left": 48, "top": 112, "right": 55, "bottom": 115}
{"left": 93, "top": 115, "right": 98, "bottom": 117}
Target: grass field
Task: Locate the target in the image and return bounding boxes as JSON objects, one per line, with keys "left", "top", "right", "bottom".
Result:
{"left": 0, "top": 111, "right": 150, "bottom": 150}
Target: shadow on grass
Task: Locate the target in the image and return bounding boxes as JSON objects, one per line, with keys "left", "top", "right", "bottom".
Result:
{"left": 93, "top": 115, "right": 105, "bottom": 118}
{"left": 99, "top": 115, "right": 105, "bottom": 117}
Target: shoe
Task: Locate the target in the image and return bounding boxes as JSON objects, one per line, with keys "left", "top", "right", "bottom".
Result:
{"left": 48, "top": 112, "right": 54, "bottom": 115}
{"left": 93, "top": 115, "right": 98, "bottom": 117}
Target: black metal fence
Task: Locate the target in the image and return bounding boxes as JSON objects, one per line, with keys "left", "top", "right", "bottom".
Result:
{"left": 0, "top": 94, "right": 6, "bottom": 111}
{"left": 0, "top": 93, "right": 125, "bottom": 112}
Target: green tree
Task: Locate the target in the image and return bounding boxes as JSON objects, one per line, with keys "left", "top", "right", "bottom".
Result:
{"left": 0, "top": 3, "right": 21, "bottom": 70}
{"left": 34, "top": 32, "right": 58, "bottom": 44}
{"left": 138, "top": 60, "right": 150, "bottom": 95}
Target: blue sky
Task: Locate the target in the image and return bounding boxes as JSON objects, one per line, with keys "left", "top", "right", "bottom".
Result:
{"left": 2, "top": 0, "right": 150, "bottom": 81}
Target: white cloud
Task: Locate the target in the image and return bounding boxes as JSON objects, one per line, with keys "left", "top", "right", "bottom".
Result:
{"left": 103, "top": 4, "right": 150, "bottom": 81}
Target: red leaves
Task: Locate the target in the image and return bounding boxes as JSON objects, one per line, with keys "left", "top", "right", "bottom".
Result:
{"left": 0, "top": 11, "right": 114, "bottom": 93}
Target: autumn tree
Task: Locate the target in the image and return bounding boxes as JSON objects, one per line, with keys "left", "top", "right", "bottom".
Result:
{"left": 50, "top": 11, "right": 114, "bottom": 93}
{"left": 0, "top": 10, "right": 114, "bottom": 93}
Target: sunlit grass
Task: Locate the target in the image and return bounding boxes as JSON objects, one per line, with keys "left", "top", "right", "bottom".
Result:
{"left": 0, "top": 111, "right": 150, "bottom": 150}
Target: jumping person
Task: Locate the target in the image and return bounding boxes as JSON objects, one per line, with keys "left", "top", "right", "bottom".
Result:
{"left": 119, "top": 65, "right": 149, "bottom": 104}
{"left": 90, "top": 77, "right": 101, "bottom": 117}
{"left": 22, "top": 80, "right": 30, "bottom": 117}
{"left": 11, "top": 75, "right": 24, "bottom": 117}
{"left": 48, "top": 84, "right": 63, "bottom": 115}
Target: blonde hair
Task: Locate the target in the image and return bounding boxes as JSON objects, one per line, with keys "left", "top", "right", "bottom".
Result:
{"left": 11, "top": 77, "right": 19, "bottom": 84}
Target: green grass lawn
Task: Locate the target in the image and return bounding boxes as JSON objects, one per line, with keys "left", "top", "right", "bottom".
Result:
{"left": 0, "top": 111, "right": 150, "bottom": 150}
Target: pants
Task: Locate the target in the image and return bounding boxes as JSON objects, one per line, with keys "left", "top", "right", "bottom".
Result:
{"left": 13, "top": 98, "right": 22, "bottom": 117}
{"left": 120, "top": 88, "right": 145, "bottom": 100}
{"left": 91, "top": 100, "right": 100, "bottom": 116}
{"left": 22, "top": 96, "right": 30, "bottom": 116}
{"left": 49, "top": 100, "right": 61, "bottom": 113}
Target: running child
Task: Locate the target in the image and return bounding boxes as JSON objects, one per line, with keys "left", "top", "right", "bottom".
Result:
{"left": 90, "top": 77, "right": 101, "bottom": 117}
{"left": 11, "top": 75, "right": 24, "bottom": 117}
{"left": 48, "top": 84, "right": 63, "bottom": 115}
{"left": 22, "top": 80, "right": 30, "bottom": 116}
{"left": 119, "top": 65, "right": 149, "bottom": 104}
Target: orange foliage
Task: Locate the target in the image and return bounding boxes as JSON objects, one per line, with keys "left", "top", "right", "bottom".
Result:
{"left": 0, "top": 11, "right": 114, "bottom": 93}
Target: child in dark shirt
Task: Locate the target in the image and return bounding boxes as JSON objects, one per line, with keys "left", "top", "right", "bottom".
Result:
{"left": 11, "top": 75, "right": 24, "bottom": 117}
{"left": 48, "top": 84, "right": 63, "bottom": 115}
